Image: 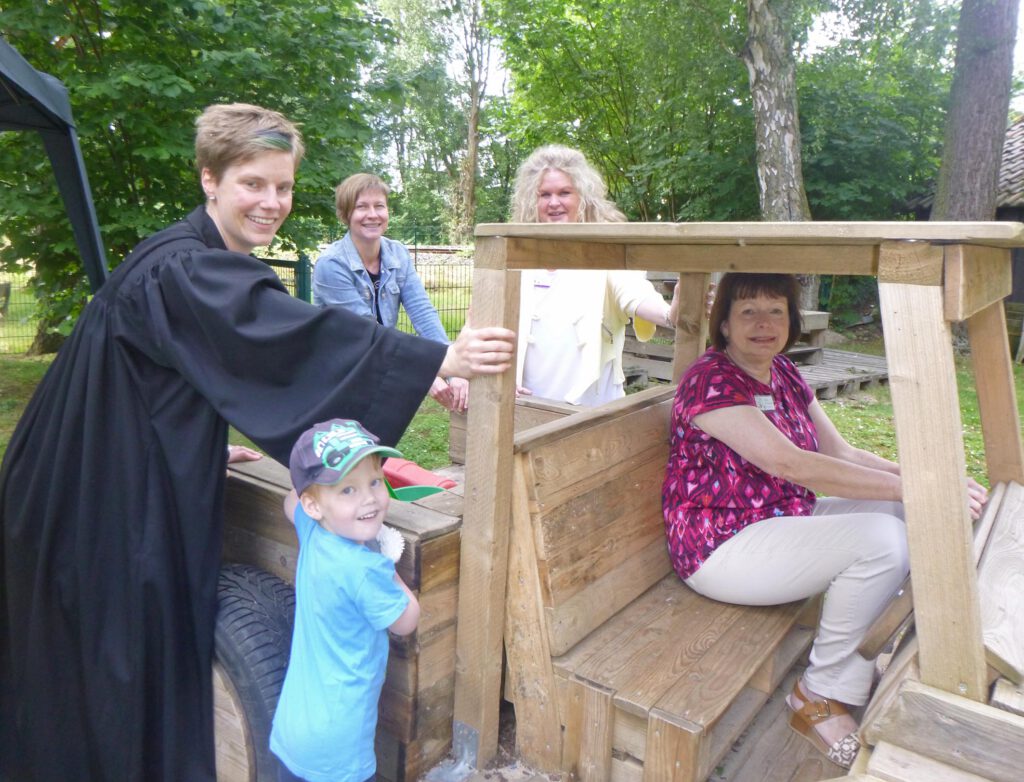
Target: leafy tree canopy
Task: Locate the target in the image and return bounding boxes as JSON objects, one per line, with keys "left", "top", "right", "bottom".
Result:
{"left": 0, "top": 0, "right": 387, "bottom": 335}
{"left": 490, "top": 0, "right": 958, "bottom": 225}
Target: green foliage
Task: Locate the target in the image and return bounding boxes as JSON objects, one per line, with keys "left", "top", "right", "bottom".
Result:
{"left": 490, "top": 0, "right": 761, "bottom": 221}
{"left": 489, "top": 0, "right": 957, "bottom": 225}
{"left": 798, "top": 1, "right": 957, "bottom": 219}
{"left": 0, "top": 0, "right": 386, "bottom": 336}
{"left": 821, "top": 275, "right": 879, "bottom": 327}
{"left": 364, "top": 0, "right": 466, "bottom": 240}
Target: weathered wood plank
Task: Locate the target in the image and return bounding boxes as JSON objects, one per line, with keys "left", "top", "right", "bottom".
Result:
{"left": 502, "top": 455, "right": 562, "bottom": 770}
{"left": 876, "top": 240, "right": 944, "bottom": 285}
{"left": 673, "top": 271, "right": 712, "bottom": 379}
{"left": 943, "top": 244, "right": 1013, "bottom": 321}
{"left": 991, "top": 677, "right": 1024, "bottom": 716}
{"left": 448, "top": 396, "right": 576, "bottom": 465}
{"left": 867, "top": 741, "right": 990, "bottom": 782}
{"left": 967, "top": 302, "right": 1024, "bottom": 484}
{"left": 452, "top": 253, "right": 521, "bottom": 766}
{"left": 532, "top": 448, "right": 665, "bottom": 558}
{"left": 476, "top": 220, "right": 1024, "bottom": 246}
{"left": 574, "top": 679, "right": 615, "bottom": 782}
{"left": 525, "top": 397, "right": 671, "bottom": 506}
{"left": 864, "top": 679, "right": 1024, "bottom": 782}
{"left": 877, "top": 278, "right": 987, "bottom": 700}
{"left": 514, "top": 384, "right": 672, "bottom": 454}
{"left": 977, "top": 481, "right": 1024, "bottom": 683}
{"left": 649, "top": 601, "right": 803, "bottom": 729}
{"left": 571, "top": 580, "right": 741, "bottom": 714}
{"left": 546, "top": 537, "right": 671, "bottom": 657}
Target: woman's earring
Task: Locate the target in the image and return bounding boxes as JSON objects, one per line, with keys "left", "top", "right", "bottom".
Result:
{"left": 206, "top": 193, "right": 216, "bottom": 202}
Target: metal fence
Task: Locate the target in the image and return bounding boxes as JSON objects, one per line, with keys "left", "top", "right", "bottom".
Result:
{"left": 0, "top": 249, "right": 474, "bottom": 354}
{"left": 0, "top": 271, "right": 36, "bottom": 354}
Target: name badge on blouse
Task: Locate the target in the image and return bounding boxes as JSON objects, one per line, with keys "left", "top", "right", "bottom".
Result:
{"left": 754, "top": 394, "right": 775, "bottom": 412}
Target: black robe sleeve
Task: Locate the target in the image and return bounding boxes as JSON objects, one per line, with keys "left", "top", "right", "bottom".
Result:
{"left": 119, "top": 242, "right": 446, "bottom": 460}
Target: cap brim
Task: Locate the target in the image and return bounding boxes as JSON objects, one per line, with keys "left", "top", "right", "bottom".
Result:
{"left": 385, "top": 480, "right": 446, "bottom": 502}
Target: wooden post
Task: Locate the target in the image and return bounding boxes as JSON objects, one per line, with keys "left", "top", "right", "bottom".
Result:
{"left": 451, "top": 238, "right": 520, "bottom": 766}
{"left": 672, "top": 271, "right": 713, "bottom": 383}
{"left": 877, "top": 241, "right": 987, "bottom": 701}
{"left": 966, "top": 301, "right": 1024, "bottom": 485}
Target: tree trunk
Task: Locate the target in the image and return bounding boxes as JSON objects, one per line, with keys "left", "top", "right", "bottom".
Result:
{"left": 930, "top": 0, "right": 1019, "bottom": 221}
{"left": 451, "top": 0, "right": 488, "bottom": 244}
{"left": 741, "top": 0, "right": 818, "bottom": 310}
{"left": 454, "top": 82, "right": 480, "bottom": 244}
{"left": 29, "top": 315, "right": 66, "bottom": 355}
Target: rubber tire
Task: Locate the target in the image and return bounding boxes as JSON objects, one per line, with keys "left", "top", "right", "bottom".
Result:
{"left": 214, "top": 564, "right": 295, "bottom": 782}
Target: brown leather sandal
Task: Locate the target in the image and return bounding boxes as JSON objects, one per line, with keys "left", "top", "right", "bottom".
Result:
{"left": 786, "top": 679, "right": 860, "bottom": 769}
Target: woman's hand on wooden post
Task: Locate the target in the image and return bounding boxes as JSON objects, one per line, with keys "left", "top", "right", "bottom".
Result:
{"left": 440, "top": 323, "right": 516, "bottom": 380}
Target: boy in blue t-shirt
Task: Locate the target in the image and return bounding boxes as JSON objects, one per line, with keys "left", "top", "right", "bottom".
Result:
{"left": 271, "top": 419, "right": 420, "bottom": 782}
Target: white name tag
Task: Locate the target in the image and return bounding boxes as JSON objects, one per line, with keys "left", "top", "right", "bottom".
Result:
{"left": 754, "top": 394, "right": 775, "bottom": 412}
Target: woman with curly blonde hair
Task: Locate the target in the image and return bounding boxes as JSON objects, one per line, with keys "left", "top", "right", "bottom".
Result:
{"left": 510, "top": 144, "right": 678, "bottom": 405}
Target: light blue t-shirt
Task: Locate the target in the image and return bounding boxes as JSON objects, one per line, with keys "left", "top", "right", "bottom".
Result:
{"left": 270, "top": 505, "right": 409, "bottom": 782}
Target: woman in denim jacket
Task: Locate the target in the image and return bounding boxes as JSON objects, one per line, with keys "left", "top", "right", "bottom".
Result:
{"left": 313, "top": 173, "right": 468, "bottom": 411}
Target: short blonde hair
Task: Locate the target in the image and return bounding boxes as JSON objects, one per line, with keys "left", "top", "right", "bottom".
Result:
{"left": 195, "top": 103, "right": 304, "bottom": 181}
{"left": 335, "top": 173, "right": 390, "bottom": 225}
{"left": 510, "top": 144, "right": 625, "bottom": 224}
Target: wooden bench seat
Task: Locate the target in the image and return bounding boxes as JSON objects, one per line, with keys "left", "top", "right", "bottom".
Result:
{"left": 503, "top": 385, "right": 817, "bottom": 781}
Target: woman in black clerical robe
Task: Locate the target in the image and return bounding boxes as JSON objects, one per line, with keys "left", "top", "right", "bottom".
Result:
{"left": 0, "top": 103, "right": 514, "bottom": 782}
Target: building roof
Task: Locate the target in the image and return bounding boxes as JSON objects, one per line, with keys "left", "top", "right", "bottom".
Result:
{"left": 998, "top": 115, "right": 1024, "bottom": 208}
{"left": 910, "top": 115, "right": 1024, "bottom": 213}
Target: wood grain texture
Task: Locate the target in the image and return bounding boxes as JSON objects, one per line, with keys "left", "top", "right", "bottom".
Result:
{"left": 476, "top": 220, "right": 1024, "bottom": 246}
{"left": 977, "top": 481, "right": 1024, "bottom": 682}
{"left": 501, "top": 455, "right": 562, "bottom": 770}
{"left": 867, "top": 741, "right": 990, "bottom": 782}
{"left": 866, "top": 679, "right": 1024, "bottom": 782}
{"left": 943, "top": 244, "right": 1013, "bottom": 321}
{"left": 878, "top": 278, "right": 987, "bottom": 700}
{"left": 968, "top": 302, "right": 1024, "bottom": 484}
{"left": 452, "top": 259, "right": 521, "bottom": 764}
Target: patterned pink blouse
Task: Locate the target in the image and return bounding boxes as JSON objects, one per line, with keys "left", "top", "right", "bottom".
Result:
{"left": 662, "top": 349, "right": 818, "bottom": 580}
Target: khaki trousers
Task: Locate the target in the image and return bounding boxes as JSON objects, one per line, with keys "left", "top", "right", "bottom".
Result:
{"left": 685, "top": 497, "right": 908, "bottom": 705}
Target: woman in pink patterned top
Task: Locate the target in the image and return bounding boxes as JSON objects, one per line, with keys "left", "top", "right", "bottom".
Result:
{"left": 662, "top": 273, "right": 988, "bottom": 769}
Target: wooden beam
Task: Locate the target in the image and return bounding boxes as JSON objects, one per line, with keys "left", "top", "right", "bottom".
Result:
{"left": 878, "top": 276, "right": 987, "bottom": 701}
{"left": 991, "top": 677, "right": 1024, "bottom": 716}
{"left": 452, "top": 248, "right": 520, "bottom": 767}
{"left": 977, "top": 481, "right": 1024, "bottom": 683}
{"left": 673, "top": 272, "right": 711, "bottom": 382}
{"left": 857, "top": 576, "right": 913, "bottom": 660}
{"left": 501, "top": 456, "right": 563, "bottom": 770}
{"left": 967, "top": 302, "right": 1024, "bottom": 484}
{"left": 876, "top": 241, "right": 944, "bottom": 285}
{"left": 864, "top": 679, "right": 1024, "bottom": 782}
{"left": 628, "top": 242, "right": 878, "bottom": 276}
{"left": 504, "top": 237, "right": 627, "bottom": 270}
{"left": 867, "top": 741, "right": 991, "bottom": 782}
{"left": 944, "top": 245, "right": 1013, "bottom": 321}
{"left": 474, "top": 220, "right": 1024, "bottom": 247}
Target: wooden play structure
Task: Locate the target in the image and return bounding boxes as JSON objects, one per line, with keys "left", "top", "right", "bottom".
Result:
{"left": 450, "top": 221, "right": 1024, "bottom": 781}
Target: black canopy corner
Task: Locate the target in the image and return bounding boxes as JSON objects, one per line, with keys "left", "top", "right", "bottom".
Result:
{"left": 0, "top": 36, "right": 108, "bottom": 293}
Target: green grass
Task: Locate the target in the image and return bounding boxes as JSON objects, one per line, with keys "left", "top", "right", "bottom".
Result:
{"left": 0, "top": 353, "right": 51, "bottom": 455}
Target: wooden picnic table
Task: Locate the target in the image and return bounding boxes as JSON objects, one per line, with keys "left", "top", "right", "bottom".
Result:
{"left": 451, "top": 221, "right": 1024, "bottom": 775}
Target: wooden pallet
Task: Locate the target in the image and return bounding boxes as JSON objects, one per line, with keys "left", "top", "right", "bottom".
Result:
{"left": 798, "top": 348, "right": 889, "bottom": 400}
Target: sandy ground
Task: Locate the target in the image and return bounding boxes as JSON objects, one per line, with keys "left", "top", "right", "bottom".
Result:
{"left": 420, "top": 702, "right": 563, "bottom": 782}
